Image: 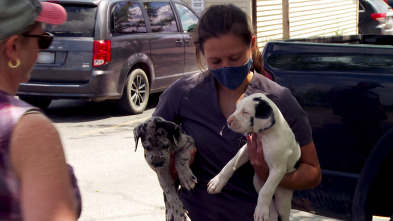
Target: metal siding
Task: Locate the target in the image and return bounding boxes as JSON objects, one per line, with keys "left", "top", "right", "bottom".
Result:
{"left": 256, "top": 0, "right": 283, "bottom": 47}
{"left": 289, "top": 0, "right": 357, "bottom": 38}
{"left": 256, "top": 0, "right": 358, "bottom": 48}
{"left": 184, "top": 0, "right": 357, "bottom": 50}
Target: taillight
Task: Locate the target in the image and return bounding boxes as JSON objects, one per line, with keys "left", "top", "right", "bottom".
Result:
{"left": 371, "top": 13, "right": 386, "bottom": 21}
{"left": 383, "top": 0, "right": 388, "bottom": 3}
{"left": 93, "top": 40, "right": 111, "bottom": 67}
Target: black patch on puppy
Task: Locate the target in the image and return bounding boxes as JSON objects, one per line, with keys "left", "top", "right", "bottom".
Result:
{"left": 294, "top": 160, "right": 301, "bottom": 169}
{"left": 250, "top": 116, "right": 254, "bottom": 127}
{"left": 253, "top": 97, "right": 273, "bottom": 119}
{"left": 156, "top": 121, "right": 174, "bottom": 137}
{"left": 156, "top": 120, "right": 182, "bottom": 146}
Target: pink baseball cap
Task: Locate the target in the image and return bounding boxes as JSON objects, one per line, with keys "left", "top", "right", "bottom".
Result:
{"left": 36, "top": 2, "right": 67, "bottom": 25}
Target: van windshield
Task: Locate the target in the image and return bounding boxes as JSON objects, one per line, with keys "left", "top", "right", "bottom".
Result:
{"left": 45, "top": 4, "right": 97, "bottom": 37}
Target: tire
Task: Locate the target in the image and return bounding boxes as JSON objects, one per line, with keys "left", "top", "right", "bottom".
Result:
{"left": 18, "top": 96, "right": 52, "bottom": 110}
{"left": 352, "top": 128, "right": 393, "bottom": 220}
{"left": 117, "top": 68, "right": 150, "bottom": 114}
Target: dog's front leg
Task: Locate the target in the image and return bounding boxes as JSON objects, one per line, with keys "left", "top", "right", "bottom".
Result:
{"left": 207, "top": 144, "right": 250, "bottom": 194}
{"left": 272, "top": 187, "right": 293, "bottom": 221}
{"left": 254, "top": 166, "right": 286, "bottom": 221}
{"left": 175, "top": 148, "right": 197, "bottom": 191}
{"left": 156, "top": 167, "right": 187, "bottom": 221}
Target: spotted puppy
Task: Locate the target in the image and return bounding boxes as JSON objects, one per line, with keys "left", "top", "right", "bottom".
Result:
{"left": 134, "top": 116, "right": 197, "bottom": 221}
{"left": 207, "top": 93, "right": 301, "bottom": 221}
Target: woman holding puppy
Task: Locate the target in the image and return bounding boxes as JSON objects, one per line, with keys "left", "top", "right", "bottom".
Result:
{"left": 153, "top": 4, "right": 321, "bottom": 220}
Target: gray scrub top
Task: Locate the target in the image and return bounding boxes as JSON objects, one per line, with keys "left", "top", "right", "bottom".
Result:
{"left": 153, "top": 71, "right": 312, "bottom": 221}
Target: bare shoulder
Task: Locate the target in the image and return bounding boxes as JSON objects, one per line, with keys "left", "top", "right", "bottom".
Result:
{"left": 10, "top": 113, "right": 77, "bottom": 220}
{"left": 10, "top": 112, "right": 66, "bottom": 177}
{"left": 11, "top": 112, "right": 62, "bottom": 154}
{"left": 14, "top": 112, "right": 57, "bottom": 135}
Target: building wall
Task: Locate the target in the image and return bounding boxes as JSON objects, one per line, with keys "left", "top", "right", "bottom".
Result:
{"left": 256, "top": 0, "right": 358, "bottom": 47}
{"left": 183, "top": 0, "right": 358, "bottom": 50}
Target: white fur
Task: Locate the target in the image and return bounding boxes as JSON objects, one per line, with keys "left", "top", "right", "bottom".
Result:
{"left": 207, "top": 93, "right": 301, "bottom": 221}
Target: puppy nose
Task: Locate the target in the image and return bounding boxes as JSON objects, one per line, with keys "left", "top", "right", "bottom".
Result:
{"left": 151, "top": 161, "right": 164, "bottom": 168}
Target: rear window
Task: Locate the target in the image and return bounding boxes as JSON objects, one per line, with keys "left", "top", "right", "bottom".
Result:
{"left": 371, "top": 0, "right": 390, "bottom": 12}
{"left": 45, "top": 4, "right": 97, "bottom": 37}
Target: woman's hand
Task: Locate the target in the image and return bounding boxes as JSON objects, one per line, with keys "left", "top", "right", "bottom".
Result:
{"left": 170, "top": 146, "right": 197, "bottom": 180}
{"left": 247, "top": 132, "right": 321, "bottom": 190}
{"left": 247, "top": 133, "right": 269, "bottom": 182}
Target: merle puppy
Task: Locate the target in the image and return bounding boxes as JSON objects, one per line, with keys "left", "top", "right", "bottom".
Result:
{"left": 207, "top": 93, "right": 301, "bottom": 221}
{"left": 134, "top": 116, "right": 197, "bottom": 221}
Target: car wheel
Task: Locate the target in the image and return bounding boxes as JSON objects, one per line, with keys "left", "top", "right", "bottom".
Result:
{"left": 117, "top": 68, "right": 150, "bottom": 114}
{"left": 18, "top": 96, "right": 52, "bottom": 110}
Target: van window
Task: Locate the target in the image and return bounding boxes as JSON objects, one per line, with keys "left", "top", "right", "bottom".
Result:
{"left": 112, "top": 1, "right": 147, "bottom": 33}
{"left": 175, "top": 3, "right": 198, "bottom": 33}
{"left": 45, "top": 4, "right": 97, "bottom": 37}
{"left": 144, "top": 2, "right": 178, "bottom": 33}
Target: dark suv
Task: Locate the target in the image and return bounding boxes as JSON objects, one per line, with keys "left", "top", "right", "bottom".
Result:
{"left": 17, "top": 0, "right": 200, "bottom": 114}
{"left": 359, "top": 0, "right": 393, "bottom": 35}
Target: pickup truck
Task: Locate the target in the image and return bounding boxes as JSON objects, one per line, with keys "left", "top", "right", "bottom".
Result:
{"left": 262, "top": 35, "right": 393, "bottom": 220}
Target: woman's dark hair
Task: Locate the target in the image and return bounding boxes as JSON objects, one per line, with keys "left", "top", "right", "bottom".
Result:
{"left": 193, "top": 4, "right": 264, "bottom": 75}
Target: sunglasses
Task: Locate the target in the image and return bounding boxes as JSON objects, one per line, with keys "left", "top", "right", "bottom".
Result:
{"left": 22, "top": 32, "right": 54, "bottom": 50}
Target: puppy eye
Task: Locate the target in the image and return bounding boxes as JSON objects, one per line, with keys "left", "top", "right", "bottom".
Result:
{"left": 242, "top": 110, "right": 248, "bottom": 115}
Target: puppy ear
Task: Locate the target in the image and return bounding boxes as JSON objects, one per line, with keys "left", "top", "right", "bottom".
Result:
{"left": 253, "top": 97, "right": 275, "bottom": 132}
{"left": 166, "top": 122, "right": 194, "bottom": 149}
{"left": 253, "top": 97, "right": 273, "bottom": 118}
{"left": 155, "top": 119, "right": 180, "bottom": 139}
{"left": 172, "top": 124, "right": 183, "bottom": 147}
{"left": 133, "top": 124, "right": 143, "bottom": 152}
{"left": 154, "top": 118, "right": 188, "bottom": 148}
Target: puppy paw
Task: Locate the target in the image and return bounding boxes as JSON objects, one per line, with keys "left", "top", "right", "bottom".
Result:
{"left": 166, "top": 207, "right": 174, "bottom": 221}
{"left": 254, "top": 206, "right": 270, "bottom": 221}
{"left": 179, "top": 172, "right": 197, "bottom": 191}
{"left": 167, "top": 204, "right": 189, "bottom": 221}
{"left": 173, "top": 208, "right": 188, "bottom": 221}
{"left": 207, "top": 175, "right": 228, "bottom": 194}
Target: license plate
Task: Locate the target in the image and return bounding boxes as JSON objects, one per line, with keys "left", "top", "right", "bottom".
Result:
{"left": 36, "top": 52, "right": 55, "bottom": 64}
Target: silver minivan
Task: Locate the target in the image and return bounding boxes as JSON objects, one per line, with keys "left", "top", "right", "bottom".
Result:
{"left": 18, "top": 0, "right": 200, "bottom": 114}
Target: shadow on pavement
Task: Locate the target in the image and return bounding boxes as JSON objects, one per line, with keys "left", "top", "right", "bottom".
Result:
{"left": 45, "top": 92, "right": 161, "bottom": 123}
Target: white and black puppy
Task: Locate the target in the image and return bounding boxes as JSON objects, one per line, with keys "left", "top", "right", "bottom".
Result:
{"left": 134, "top": 116, "right": 197, "bottom": 221}
{"left": 207, "top": 93, "right": 301, "bottom": 221}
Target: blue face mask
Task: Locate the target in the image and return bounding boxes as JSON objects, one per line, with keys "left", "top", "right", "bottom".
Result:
{"left": 209, "top": 58, "right": 253, "bottom": 90}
